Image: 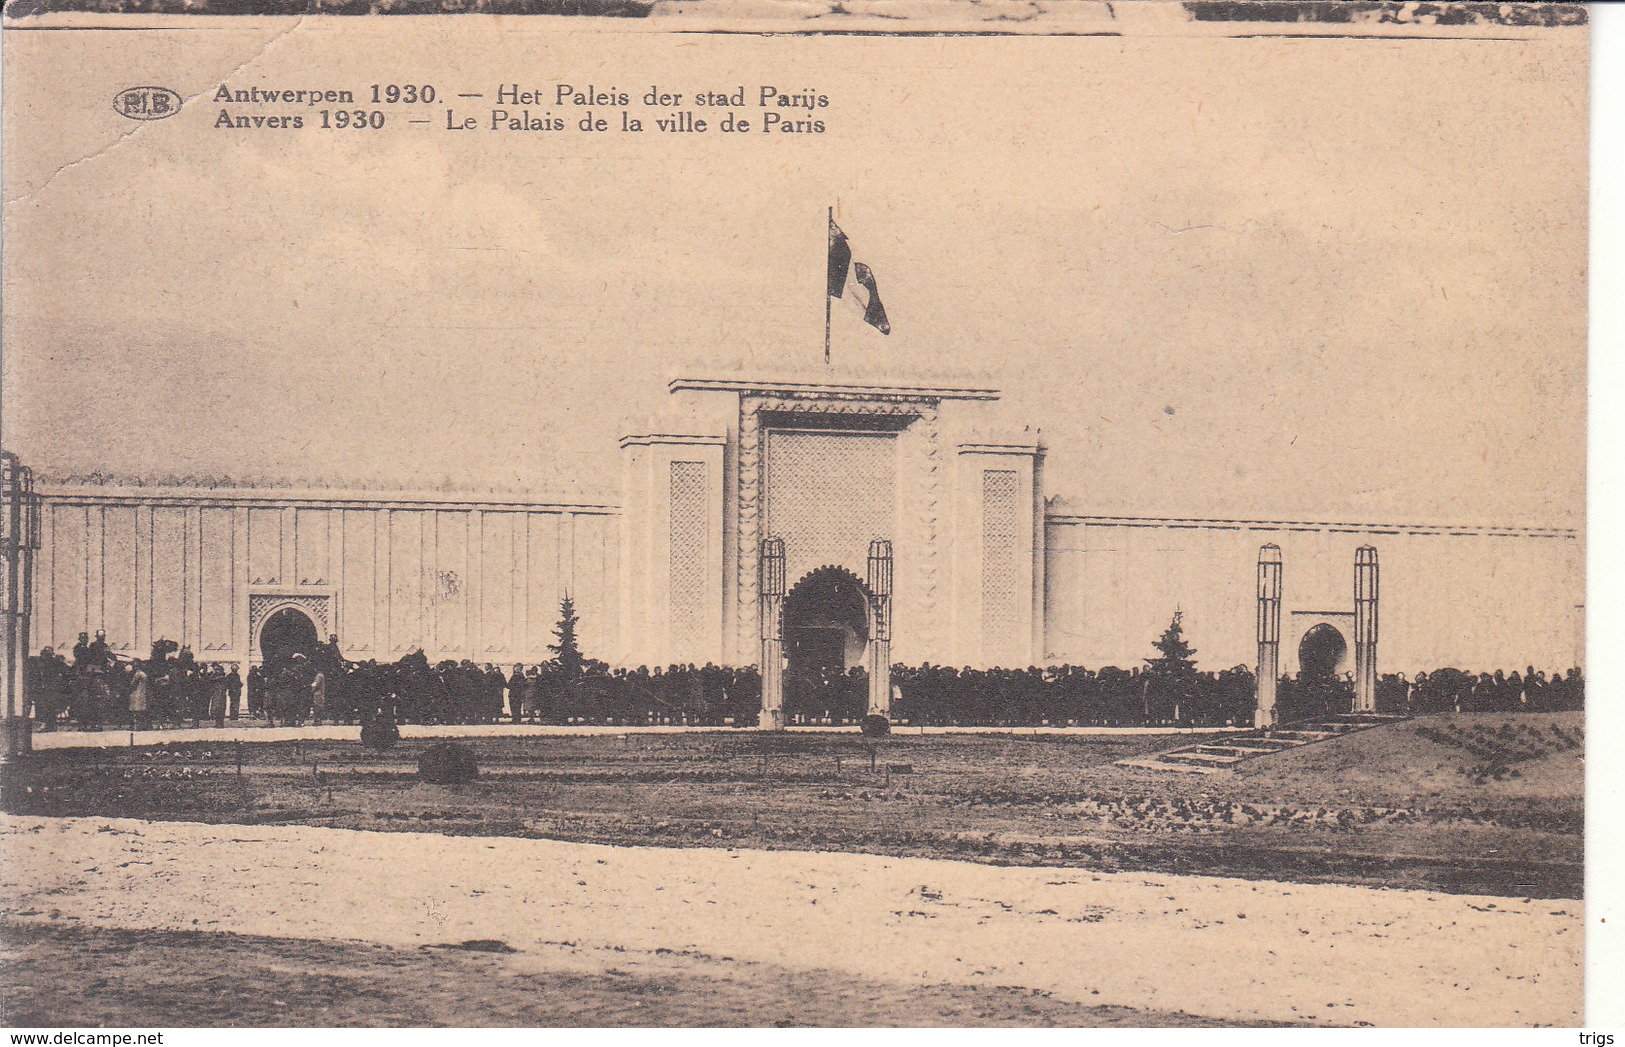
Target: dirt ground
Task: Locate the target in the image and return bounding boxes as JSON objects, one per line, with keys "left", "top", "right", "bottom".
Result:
{"left": 2, "top": 713, "right": 1584, "bottom": 898}
{"left": 0, "top": 814, "right": 1583, "bottom": 1027}
{"left": 0, "top": 714, "right": 1585, "bottom": 1027}
{"left": 0, "top": 921, "right": 1288, "bottom": 1028}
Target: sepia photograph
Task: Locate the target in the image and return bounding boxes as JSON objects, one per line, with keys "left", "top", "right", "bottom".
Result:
{"left": 0, "top": 0, "right": 1605, "bottom": 1030}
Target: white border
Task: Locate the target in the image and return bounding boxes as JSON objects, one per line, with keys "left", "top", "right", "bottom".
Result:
{"left": 1585, "top": 0, "right": 1623, "bottom": 1029}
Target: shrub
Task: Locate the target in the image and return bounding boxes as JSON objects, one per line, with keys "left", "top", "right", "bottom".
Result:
{"left": 360, "top": 712, "right": 400, "bottom": 750}
{"left": 861, "top": 714, "right": 891, "bottom": 737}
{"left": 417, "top": 742, "right": 479, "bottom": 783}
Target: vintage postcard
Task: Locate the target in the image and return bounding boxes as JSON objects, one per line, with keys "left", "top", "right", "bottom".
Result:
{"left": 0, "top": 0, "right": 1596, "bottom": 1029}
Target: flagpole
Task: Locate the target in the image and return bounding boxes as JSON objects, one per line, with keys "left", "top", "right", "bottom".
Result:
{"left": 825, "top": 206, "right": 833, "bottom": 368}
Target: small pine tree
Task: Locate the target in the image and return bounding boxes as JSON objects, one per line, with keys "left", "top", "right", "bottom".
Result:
{"left": 1147, "top": 610, "right": 1199, "bottom": 677}
{"left": 549, "top": 594, "right": 585, "bottom": 676}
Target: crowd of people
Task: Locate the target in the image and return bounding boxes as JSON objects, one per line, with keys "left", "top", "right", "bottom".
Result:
{"left": 1399, "top": 666, "right": 1585, "bottom": 715}
{"left": 22, "top": 635, "right": 770, "bottom": 730}
{"left": 883, "top": 664, "right": 1584, "bottom": 726}
{"left": 890, "top": 663, "right": 1260, "bottom": 727}
{"left": 27, "top": 633, "right": 246, "bottom": 731}
{"left": 22, "top": 631, "right": 1585, "bottom": 732}
{"left": 335, "top": 657, "right": 763, "bottom": 728}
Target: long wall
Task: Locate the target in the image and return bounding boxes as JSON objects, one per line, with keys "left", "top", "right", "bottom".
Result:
{"left": 32, "top": 484, "right": 1583, "bottom": 676}
{"left": 33, "top": 485, "right": 621, "bottom": 666}
{"left": 1043, "top": 514, "right": 1583, "bottom": 675}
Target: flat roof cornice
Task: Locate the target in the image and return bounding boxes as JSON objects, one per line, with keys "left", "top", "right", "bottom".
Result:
{"left": 36, "top": 484, "right": 620, "bottom": 514}
{"left": 669, "top": 376, "right": 1001, "bottom": 401}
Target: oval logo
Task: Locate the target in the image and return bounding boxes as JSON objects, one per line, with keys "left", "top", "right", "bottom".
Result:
{"left": 113, "top": 86, "right": 182, "bottom": 121}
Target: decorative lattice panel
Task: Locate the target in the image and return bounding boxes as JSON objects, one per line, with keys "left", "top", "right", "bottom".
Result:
{"left": 248, "top": 593, "right": 331, "bottom": 650}
{"left": 981, "top": 470, "right": 1020, "bottom": 661}
{"left": 668, "top": 461, "right": 709, "bottom": 656}
{"left": 766, "top": 431, "right": 896, "bottom": 585}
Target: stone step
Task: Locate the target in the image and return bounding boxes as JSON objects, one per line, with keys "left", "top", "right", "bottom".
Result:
{"left": 1295, "top": 722, "right": 1365, "bottom": 733}
{"left": 1119, "top": 714, "right": 1410, "bottom": 774}
{"left": 1193, "top": 743, "right": 1281, "bottom": 757}
{"left": 1114, "top": 756, "right": 1225, "bottom": 775}
{"left": 1271, "top": 729, "right": 1339, "bottom": 742}
{"left": 1240, "top": 737, "right": 1303, "bottom": 751}
{"left": 1160, "top": 750, "right": 1247, "bottom": 766}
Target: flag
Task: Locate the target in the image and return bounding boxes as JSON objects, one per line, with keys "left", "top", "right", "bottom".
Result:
{"left": 828, "top": 218, "right": 852, "bottom": 298}
{"left": 826, "top": 216, "right": 890, "bottom": 336}
{"left": 852, "top": 262, "right": 890, "bottom": 335}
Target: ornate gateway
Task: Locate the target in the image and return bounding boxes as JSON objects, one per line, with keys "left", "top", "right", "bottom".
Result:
{"left": 617, "top": 376, "right": 1046, "bottom": 701}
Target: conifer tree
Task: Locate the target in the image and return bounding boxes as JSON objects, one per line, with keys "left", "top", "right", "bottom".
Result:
{"left": 549, "top": 594, "right": 585, "bottom": 676}
{"left": 1147, "top": 610, "right": 1199, "bottom": 677}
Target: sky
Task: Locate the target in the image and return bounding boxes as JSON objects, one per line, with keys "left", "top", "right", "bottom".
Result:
{"left": 1, "top": 17, "right": 1589, "bottom": 526}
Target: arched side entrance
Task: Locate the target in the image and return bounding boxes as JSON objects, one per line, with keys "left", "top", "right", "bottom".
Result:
{"left": 258, "top": 605, "right": 321, "bottom": 665}
{"left": 782, "top": 566, "right": 871, "bottom": 677}
{"left": 247, "top": 591, "right": 335, "bottom": 667}
{"left": 1298, "top": 622, "right": 1348, "bottom": 678}
{"left": 1262, "top": 548, "right": 1381, "bottom": 724}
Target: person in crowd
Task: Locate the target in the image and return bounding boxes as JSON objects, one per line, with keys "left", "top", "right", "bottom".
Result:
{"left": 86, "top": 663, "right": 113, "bottom": 732}
{"left": 310, "top": 666, "right": 327, "bottom": 726}
{"left": 126, "top": 660, "right": 149, "bottom": 731}
{"left": 523, "top": 665, "right": 544, "bottom": 723}
{"left": 508, "top": 664, "right": 527, "bottom": 723}
{"left": 266, "top": 658, "right": 296, "bottom": 727}
{"left": 1522, "top": 665, "right": 1541, "bottom": 709}
{"left": 28, "top": 648, "right": 65, "bottom": 730}
{"left": 247, "top": 664, "right": 264, "bottom": 719}
{"left": 320, "top": 634, "right": 344, "bottom": 673}
{"left": 185, "top": 661, "right": 207, "bottom": 726}
{"left": 482, "top": 664, "right": 505, "bottom": 723}
{"left": 207, "top": 664, "right": 229, "bottom": 728}
{"left": 226, "top": 663, "right": 244, "bottom": 720}
{"left": 88, "top": 630, "right": 111, "bottom": 669}
{"left": 70, "top": 660, "right": 98, "bottom": 731}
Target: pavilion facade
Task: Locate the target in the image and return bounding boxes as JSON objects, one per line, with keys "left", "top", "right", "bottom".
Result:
{"left": 22, "top": 376, "right": 1582, "bottom": 692}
